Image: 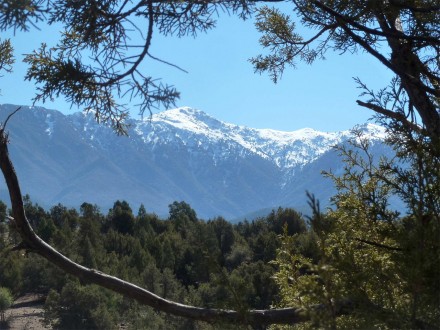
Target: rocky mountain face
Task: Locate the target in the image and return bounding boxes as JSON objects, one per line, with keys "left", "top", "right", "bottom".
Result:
{"left": 0, "top": 104, "right": 390, "bottom": 219}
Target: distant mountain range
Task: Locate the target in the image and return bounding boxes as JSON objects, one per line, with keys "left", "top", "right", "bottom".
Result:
{"left": 0, "top": 104, "right": 391, "bottom": 220}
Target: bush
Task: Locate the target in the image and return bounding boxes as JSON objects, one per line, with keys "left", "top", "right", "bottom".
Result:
{"left": 0, "top": 286, "right": 13, "bottom": 323}
{"left": 44, "top": 281, "right": 116, "bottom": 329}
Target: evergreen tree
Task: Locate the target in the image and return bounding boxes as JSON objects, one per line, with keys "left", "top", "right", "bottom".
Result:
{"left": 0, "top": 201, "right": 7, "bottom": 223}
{"left": 81, "top": 236, "right": 97, "bottom": 269}
{"left": 272, "top": 133, "right": 440, "bottom": 329}
{"left": 108, "top": 200, "right": 136, "bottom": 235}
{"left": 44, "top": 281, "right": 116, "bottom": 330}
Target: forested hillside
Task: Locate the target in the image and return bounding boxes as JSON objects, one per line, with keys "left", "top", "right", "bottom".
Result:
{"left": 0, "top": 197, "right": 308, "bottom": 329}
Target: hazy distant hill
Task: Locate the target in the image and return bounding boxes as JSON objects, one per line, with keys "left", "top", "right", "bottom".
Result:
{"left": 0, "top": 104, "right": 390, "bottom": 219}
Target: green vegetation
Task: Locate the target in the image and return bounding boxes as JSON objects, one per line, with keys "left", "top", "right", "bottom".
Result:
{"left": 0, "top": 286, "right": 13, "bottom": 323}
{"left": 271, "top": 131, "right": 440, "bottom": 329}
{"left": 0, "top": 199, "right": 307, "bottom": 329}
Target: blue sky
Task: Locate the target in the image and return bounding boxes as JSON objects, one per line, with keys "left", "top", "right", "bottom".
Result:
{"left": 0, "top": 7, "right": 393, "bottom": 132}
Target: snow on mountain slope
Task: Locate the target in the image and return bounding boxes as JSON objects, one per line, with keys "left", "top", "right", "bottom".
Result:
{"left": 68, "top": 105, "right": 387, "bottom": 181}
{"left": 135, "top": 107, "right": 386, "bottom": 172}
{"left": 67, "top": 106, "right": 386, "bottom": 173}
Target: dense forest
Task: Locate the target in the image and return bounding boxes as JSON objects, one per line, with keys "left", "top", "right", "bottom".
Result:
{"left": 0, "top": 197, "right": 308, "bottom": 329}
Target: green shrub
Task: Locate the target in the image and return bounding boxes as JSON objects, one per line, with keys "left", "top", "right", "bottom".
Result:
{"left": 0, "top": 287, "right": 13, "bottom": 323}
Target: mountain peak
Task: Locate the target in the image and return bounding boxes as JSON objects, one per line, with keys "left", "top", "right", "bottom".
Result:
{"left": 354, "top": 123, "right": 387, "bottom": 140}
{"left": 154, "top": 106, "right": 214, "bottom": 122}
{"left": 151, "top": 106, "right": 225, "bottom": 134}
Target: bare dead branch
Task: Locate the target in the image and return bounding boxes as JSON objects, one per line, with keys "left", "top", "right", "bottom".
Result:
{"left": 2, "top": 106, "right": 21, "bottom": 130}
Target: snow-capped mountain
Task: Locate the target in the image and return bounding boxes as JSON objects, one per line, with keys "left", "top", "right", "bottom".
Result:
{"left": 0, "top": 104, "right": 389, "bottom": 219}
{"left": 148, "top": 107, "right": 346, "bottom": 170}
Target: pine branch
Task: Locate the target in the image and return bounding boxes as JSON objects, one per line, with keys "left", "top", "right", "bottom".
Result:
{"left": 356, "top": 100, "right": 425, "bottom": 134}
{"left": 355, "top": 238, "right": 403, "bottom": 252}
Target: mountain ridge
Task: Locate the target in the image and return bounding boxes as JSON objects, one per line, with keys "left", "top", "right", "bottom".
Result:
{"left": 0, "top": 104, "right": 389, "bottom": 219}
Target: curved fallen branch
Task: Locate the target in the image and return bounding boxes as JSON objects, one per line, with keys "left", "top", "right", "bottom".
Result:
{"left": 0, "top": 119, "right": 351, "bottom": 326}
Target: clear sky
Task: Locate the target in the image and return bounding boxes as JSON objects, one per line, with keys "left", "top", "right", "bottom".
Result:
{"left": 0, "top": 6, "right": 393, "bottom": 132}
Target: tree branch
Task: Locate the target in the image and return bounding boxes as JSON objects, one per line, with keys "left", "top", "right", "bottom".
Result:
{"left": 388, "top": 1, "right": 440, "bottom": 13}
{"left": 2, "top": 106, "right": 21, "bottom": 130}
{"left": 96, "top": 0, "right": 155, "bottom": 87}
{"left": 355, "top": 238, "right": 403, "bottom": 252}
{"left": 308, "top": 3, "right": 439, "bottom": 45}
{"left": 310, "top": 0, "right": 440, "bottom": 98}
{"left": 356, "top": 100, "right": 425, "bottom": 134}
